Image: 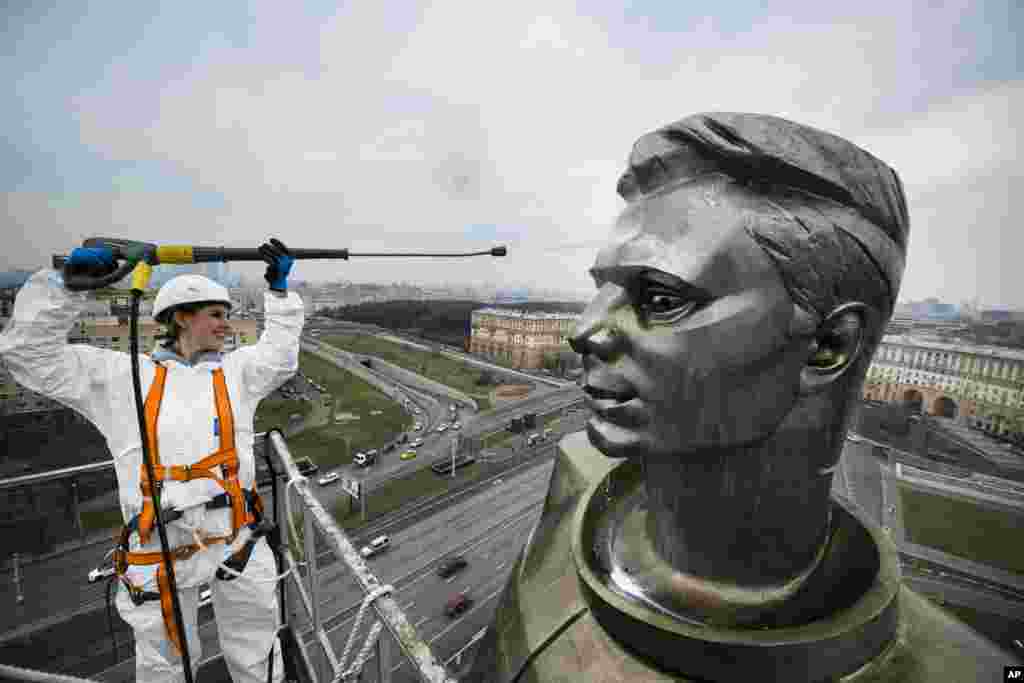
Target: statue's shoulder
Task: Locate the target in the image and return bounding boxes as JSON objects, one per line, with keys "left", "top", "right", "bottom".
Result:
{"left": 472, "top": 432, "right": 1017, "bottom": 682}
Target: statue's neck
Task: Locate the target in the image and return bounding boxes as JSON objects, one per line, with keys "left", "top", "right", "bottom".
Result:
{"left": 642, "top": 426, "right": 839, "bottom": 588}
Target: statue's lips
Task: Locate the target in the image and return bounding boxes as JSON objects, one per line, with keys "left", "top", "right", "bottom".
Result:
{"left": 583, "top": 385, "right": 647, "bottom": 426}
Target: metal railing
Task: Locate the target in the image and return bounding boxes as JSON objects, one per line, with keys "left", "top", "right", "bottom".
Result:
{"left": 265, "top": 429, "right": 456, "bottom": 683}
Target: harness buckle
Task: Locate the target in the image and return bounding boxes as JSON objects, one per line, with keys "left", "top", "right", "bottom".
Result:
{"left": 172, "top": 544, "right": 202, "bottom": 562}
{"left": 113, "top": 549, "right": 128, "bottom": 575}
{"left": 125, "top": 581, "right": 149, "bottom": 607}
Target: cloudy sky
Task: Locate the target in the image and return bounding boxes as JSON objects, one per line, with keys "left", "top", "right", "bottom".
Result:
{"left": 3, "top": 1, "right": 1020, "bottom": 305}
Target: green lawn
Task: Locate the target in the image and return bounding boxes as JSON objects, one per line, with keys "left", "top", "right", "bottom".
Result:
{"left": 321, "top": 334, "right": 494, "bottom": 411}
{"left": 331, "top": 460, "right": 485, "bottom": 530}
{"left": 898, "top": 484, "right": 1024, "bottom": 575}
{"left": 481, "top": 414, "right": 563, "bottom": 450}
{"left": 254, "top": 395, "right": 314, "bottom": 434}
{"left": 280, "top": 350, "right": 411, "bottom": 469}
{"left": 81, "top": 507, "right": 124, "bottom": 533}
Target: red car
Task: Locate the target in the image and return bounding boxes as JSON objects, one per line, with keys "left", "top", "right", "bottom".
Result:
{"left": 444, "top": 593, "right": 472, "bottom": 618}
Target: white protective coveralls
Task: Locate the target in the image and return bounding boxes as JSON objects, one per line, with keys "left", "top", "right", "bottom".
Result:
{"left": 0, "top": 269, "right": 305, "bottom": 683}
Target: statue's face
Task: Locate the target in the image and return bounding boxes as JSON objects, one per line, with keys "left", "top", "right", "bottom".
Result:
{"left": 571, "top": 175, "right": 813, "bottom": 460}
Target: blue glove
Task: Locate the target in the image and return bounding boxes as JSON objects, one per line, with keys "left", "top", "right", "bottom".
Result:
{"left": 66, "top": 246, "right": 117, "bottom": 276}
{"left": 259, "top": 238, "right": 293, "bottom": 291}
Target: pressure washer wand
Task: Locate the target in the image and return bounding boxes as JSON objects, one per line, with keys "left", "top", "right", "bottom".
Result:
{"left": 52, "top": 238, "right": 507, "bottom": 291}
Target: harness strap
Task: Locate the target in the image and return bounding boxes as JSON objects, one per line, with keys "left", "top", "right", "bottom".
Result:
{"left": 115, "top": 487, "right": 267, "bottom": 655}
{"left": 138, "top": 366, "right": 250, "bottom": 545}
{"left": 138, "top": 364, "right": 168, "bottom": 545}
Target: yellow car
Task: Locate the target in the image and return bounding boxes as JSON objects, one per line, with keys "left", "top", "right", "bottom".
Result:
{"left": 400, "top": 450, "right": 417, "bottom": 460}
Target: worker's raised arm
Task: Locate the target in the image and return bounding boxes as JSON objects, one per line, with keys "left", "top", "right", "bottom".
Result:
{"left": 0, "top": 268, "right": 124, "bottom": 431}
{"left": 230, "top": 238, "right": 305, "bottom": 400}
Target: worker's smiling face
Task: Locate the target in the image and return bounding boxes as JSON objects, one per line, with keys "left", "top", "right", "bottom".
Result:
{"left": 569, "top": 175, "right": 813, "bottom": 460}
{"left": 177, "top": 304, "right": 232, "bottom": 353}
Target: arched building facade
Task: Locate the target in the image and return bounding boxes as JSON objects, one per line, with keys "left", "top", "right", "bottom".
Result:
{"left": 469, "top": 308, "right": 580, "bottom": 370}
{"left": 863, "top": 335, "right": 1024, "bottom": 441}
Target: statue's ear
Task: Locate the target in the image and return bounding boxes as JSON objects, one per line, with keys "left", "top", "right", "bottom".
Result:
{"left": 800, "top": 302, "right": 875, "bottom": 393}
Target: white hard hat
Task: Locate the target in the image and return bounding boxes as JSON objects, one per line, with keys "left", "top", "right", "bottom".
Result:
{"left": 153, "top": 274, "right": 232, "bottom": 324}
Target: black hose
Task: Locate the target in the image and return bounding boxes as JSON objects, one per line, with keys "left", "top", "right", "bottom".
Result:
{"left": 130, "top": 290, "right": 194, "bottom": 683}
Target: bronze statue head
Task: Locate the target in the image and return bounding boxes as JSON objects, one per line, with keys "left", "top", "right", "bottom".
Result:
{"left": 570, "top": 112, "right": 909, "bottom": 596}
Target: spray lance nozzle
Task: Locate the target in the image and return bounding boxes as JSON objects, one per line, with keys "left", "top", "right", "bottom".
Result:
{"left": 52, "top": 238, "right": 507, "bottom": 291}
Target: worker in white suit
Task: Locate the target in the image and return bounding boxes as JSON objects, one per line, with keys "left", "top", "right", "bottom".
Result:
{"left": 0, "top": 238, "right": 304, "bottom": 683}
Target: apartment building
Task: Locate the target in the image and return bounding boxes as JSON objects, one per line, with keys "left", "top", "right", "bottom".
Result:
{"left": 469, "top": 308, "right": 580, "bottom": 369}
{"left": 863, "top": 334, "right": 1024, "bottom": 439}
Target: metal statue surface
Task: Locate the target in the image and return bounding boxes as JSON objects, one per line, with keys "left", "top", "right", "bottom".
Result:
{"left": 468, "top": 113, "right": 1014, "bottom": 682}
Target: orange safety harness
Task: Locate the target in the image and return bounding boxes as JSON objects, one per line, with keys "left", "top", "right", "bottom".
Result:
{"left": 113, "top": 363, "right": 266, "bottom": 654}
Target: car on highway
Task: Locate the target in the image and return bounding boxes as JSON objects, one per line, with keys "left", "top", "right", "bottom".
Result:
{"left": 360, "top": 535, "right": 390, "bottom": 559}
{"left": 451, "top": 422, "right": 461, "bottom": 430}
{"left": 400, "top": 450, "right": 417, "bottom": 460}
{"left": 414, "top": 423, "right": 423, "bottom": 431}
{"left": 414, "top": 408, "right": 421, "bottom": 414}
{"left": 437, "top": 425, "right": 448, "bottom": 433}
{"left": 431, "top": 456, "right": 476, "bottom": 475}
{"left": 437, "top": 556, "right": 468, "bottom": 579}
{"left": 354, "top": 450, "right": 377, "bottom": 467}
{"left": 410, "top": 438, "right": 424, "bottom": 448}
{"left": 199, "top": 586, "right": 212, "bottom": 608}
{"left": 318, "top": 472, "right": 340, "bottom": 486}
{"left": 444, "top": 593, "right": 472, "bottom": 618}
{"left": 296, "top": 458, "right": 319, "bottom": 476}
{"left": 87, "top": 566, "right": 116, "bottom": 583}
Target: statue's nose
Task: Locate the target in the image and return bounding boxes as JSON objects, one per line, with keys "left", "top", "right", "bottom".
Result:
{"left": 569, "top": 284, "right": 629, "bottom": 359}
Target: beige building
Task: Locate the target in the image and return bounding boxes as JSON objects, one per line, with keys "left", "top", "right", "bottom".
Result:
{"left": 863, "top": 334, "right": 1024, "bottom": 439}
{"left": 469, "top": 308, "right": 579, "bottom": 369}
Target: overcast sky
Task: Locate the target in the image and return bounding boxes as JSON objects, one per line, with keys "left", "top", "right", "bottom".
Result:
{"left": 3, "top": 1, "right": 1020, "bottom": 305}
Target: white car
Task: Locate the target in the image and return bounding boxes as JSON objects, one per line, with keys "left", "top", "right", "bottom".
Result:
{"left": 199, "top": 586, "right": 212, "bottom": 608}
{"left": 452, "top": 422, "right": 461, "bottom": 430}
{"left": 360, "top": 535, "right": 390, "bottom": 558}
{"left": 87, "top": 566, "right": 116, "bottom": 584}
{"left": 414, "top": 423, "right": 423, "bottom": 431}
{"left": 318, "top": 472, "right": 340, "bottom": 486}
{"left": 411, "top": 438, "right": 424, "bottom": 448}
{"left": 437, "top": 424, "right": 448, "bottom": 433}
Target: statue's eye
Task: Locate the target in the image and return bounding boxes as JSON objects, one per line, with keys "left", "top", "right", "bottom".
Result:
{"left": 635, "top": 286, "right": 700, "bottom": 324}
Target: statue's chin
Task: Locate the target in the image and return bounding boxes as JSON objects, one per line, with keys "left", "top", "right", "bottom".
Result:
{"left": 586, "top": 416, "right": 647, "bottom": 460}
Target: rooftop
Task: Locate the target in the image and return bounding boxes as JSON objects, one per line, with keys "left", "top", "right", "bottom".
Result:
{"left": 473, "top": 308, "right": 580, "bottom": 320}
{"left": 881, "top": 334, "right": 1024, "bottom": 362}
